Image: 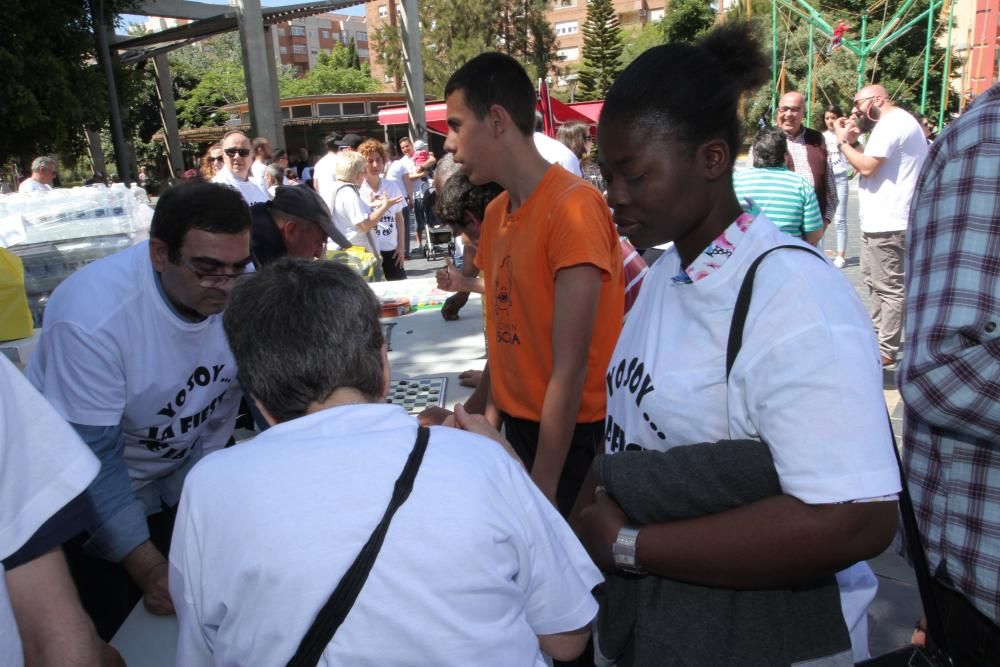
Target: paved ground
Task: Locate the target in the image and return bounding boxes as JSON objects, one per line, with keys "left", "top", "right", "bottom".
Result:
{"left": 397, "top": 175, "right": 922, "bottom": 657}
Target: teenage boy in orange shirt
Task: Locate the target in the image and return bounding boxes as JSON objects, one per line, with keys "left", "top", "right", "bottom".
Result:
{"left": 442, "top": 52, "right": 624, "bottom": 516}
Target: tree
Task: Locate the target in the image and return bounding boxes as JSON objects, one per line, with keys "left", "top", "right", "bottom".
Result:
{"left": 0, "top": 0, "right": 138, "bottom": 166}
{"left": 373, "top": 0, "right": 557, "bottom": 98}
{"left": 620, "top": 20, "right": 669, "bottom": 68}
{"left": 661, "top": 0, "right": 716, "bottom": 44}
{"left": 284, "top": 47, "right": 380, "bottom": 96}
{"left": 576, "top": 0, "right": 624, "bottom": 100}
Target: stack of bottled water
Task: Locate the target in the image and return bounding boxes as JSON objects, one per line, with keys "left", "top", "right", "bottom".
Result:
{"left": 1, "top": 184, "right": 153, "bottom": 326}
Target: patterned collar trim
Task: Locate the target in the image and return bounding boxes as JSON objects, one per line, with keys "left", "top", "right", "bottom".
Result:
{"left": 671, "top": 202, "right": 759, "bottom": 285}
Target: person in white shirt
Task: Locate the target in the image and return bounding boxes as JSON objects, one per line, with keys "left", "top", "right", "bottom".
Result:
{"left": 533, "top": 112, "right": 582, "bottom": 177}
{"left": 249, "top": 136, "right": 272, "bottom": 192}
{"left": 18, "top": 156, "right": 56, "bottom": 193}
{"left": 358, "top": 139, "right": 408, "bottom": 280}
{"left": 26, "top": 181, "right": 252, "bottom": 638}
{"left": 211, "top": 130, "right": 269, "bottom": 205}
{"left": 834, "top": 85, "right": 928, "bottom": 366}
{"left": 0, "top": 356, "right": 117, "bottom": 667}
{"left": 170, "top": 259, "right": 602, "bottom": 666}
{"left": 327, "top": 151, "right": 400, "bottom": 256}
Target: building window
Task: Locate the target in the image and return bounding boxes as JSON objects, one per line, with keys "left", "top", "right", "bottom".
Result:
{"left": 342, "top": 102, "right": 367, "bottom": 116}
{"left": 321, "top": 30, "right": 329, "bottom": 39}
{"left": 357, "top": 48, "right": 369, "bottom": 58}
{"left": 554, "top": 20, "right": 578, "bottom": 35}
{"left": 310, "top": 49, "right": 318, "bottom": 55}
{"left": 290, "top": 25, "right": 306, "bottom": 36}
{"left": 650, "top": 8, "right": 665, "bottom": 21}
{"left": 317, "top": 103, "right": 340, "bottom": 117}
{"left": 378, "top": 5, "right": 388, "bottom": 17}
{"left": 356, "top": 31, "right": 368, "bottom": 42}
{"left": 281, "top": 108, "right": 291, "bottom": 119}
{"left": 553, "top": 0, "right": 576, "bottom": 7}
{"left": 557, "top": 47, "right": 579, "bottom": 61}
{"left": 276, "top": 27, "right": 285, "bottom": 36}
{"left": 290, "top": 105, "right": 312, "bottom": 119}
{"left": 279, "top": 46, "right": 288, "bottom": 54}
{"left": 292, "top": 44, "right": 306, "bottom": 54}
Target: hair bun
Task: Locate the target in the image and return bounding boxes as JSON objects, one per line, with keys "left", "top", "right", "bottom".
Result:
{"left": 697, "top": 21, "right": 771, "bottom": 95}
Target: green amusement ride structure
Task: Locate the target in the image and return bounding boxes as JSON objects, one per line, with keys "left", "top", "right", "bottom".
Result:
{"left": 768, "top": 0, "right": 956, "bottom": 131}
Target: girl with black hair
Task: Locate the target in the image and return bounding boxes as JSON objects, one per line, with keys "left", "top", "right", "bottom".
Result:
{"left": 572, "top": 23, "right": 901, "bottom": 666}
{"left": 823, "top": 104, "right": 851, "bottom": 267}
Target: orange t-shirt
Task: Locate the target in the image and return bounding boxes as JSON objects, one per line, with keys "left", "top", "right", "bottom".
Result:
{"left": 475, "top": 164, "right": 624, "bottom": 423}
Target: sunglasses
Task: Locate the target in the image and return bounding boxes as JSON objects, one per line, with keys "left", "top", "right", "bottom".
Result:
{"left": 209, "top": 156, "right": 224, "bottom": 163}
{"left": 224, "top": 148, "right": 250, "bottom": 158}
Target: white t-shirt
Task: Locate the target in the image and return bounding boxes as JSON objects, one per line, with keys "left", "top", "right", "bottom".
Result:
{"left": 330, "top": 182, "right": 377, "bottom": 254}
{"left": 604, "top": 217, "right": 901, "bottom": 656}
{"left": 170, "top": 404, "right": 602, "bottom": 667}
{"left": 26, "top": 242, "right": 243, "bottom": 491}
{"left": 858, "top": 108, "right": 928, "bottom": 233}
{"left": 212, "top": 168, "right": 268, "bottom": 205}
{"left": 385, "top": 159, "right": 410, "bottom": 198}
{"left": 359, "top": 177, "right": 406, "bottom": 252}
{"left": 534, "top": 132, "right": 582, "bottom": 176}
{"left": 250, "top": 160, "right": 268, "bottom": 192}
{"left": 0, "top": 356, "right": 100, "bottom": 667}
{"left": 313, "top": 152, "right": 338, "bottom": 204}
{"left": 17, "top": 179, "right": 52, "bottom": 193}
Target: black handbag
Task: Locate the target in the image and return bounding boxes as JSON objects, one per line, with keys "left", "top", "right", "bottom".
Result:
{"left": 285, "top": 425, "right": 430, "bottom": 667}
{"left": 728, "top": 246, "right": 951, "bottom": 667}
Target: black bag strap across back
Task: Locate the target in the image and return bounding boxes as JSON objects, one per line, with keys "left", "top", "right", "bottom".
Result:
{"left": 286, "top": 425, "right": 431, "bottom": 667}
{"left": 725, "top": 244, "right": 951, "bottom": 664}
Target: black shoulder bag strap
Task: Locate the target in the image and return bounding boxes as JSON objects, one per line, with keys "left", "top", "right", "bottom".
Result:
{"left": 286, "top": 425, "right": 431, "bottom": 667}
{"left": 725, "top": 245, "right": 952, "bottom": 664}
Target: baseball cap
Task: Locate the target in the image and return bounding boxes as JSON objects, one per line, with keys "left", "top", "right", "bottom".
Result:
{"left": 413, "top": 139, "right": 428, "bottom": 151}
{"left": 336, "top": 133, "right": 364, "bottom": 149}
{"left": 269, "top": 185, "right": 348, "bottom": 247}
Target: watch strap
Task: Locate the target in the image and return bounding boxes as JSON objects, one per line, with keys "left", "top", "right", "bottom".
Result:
{"left": 612, "top": 524, "right": 643, "bottom": 574}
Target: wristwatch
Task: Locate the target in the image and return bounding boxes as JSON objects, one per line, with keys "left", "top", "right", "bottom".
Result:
{"left": 612, "top": 525, "right": 644, "bottom": 574}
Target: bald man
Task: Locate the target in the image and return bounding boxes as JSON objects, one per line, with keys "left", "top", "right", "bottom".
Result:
{"left": 834, "top": 85, "right": 927, "bottom": 366}
{"left": 773, "top": 92, "right": 838, "bottom": 228}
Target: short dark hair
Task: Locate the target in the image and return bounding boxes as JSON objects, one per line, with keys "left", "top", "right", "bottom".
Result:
{"left": 600, "top": 22, "right": 770, "bottom": 166}
{"left": 751, "top": 127, "right": 787, "bottom": 167}
{"left": 223, "top": 259, "right": 385, "bottom": 423}
{"left": 444, "top": 52, "right": 536, "bottom": 137}
{"left": 434, "top": 172, "right": 503, "bottom": 228}
{"left": 825, "top": 104, "right": 844, "bottom": 118}
{"left": 150, "top": 181, "right": 252, "bottom": 262}
{"left": 273, "top": 149, "right": 288, "bottom": 161}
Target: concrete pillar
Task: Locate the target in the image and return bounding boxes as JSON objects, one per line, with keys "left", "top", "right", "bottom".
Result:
{"left": 262, "top": 25, "right": 285, "bottom": 148}
{"left": 152, "top": 54, "right": 185, "bottom": 178}
{"left": 90, "top": 0, "right": 133, "bottom": 184}
{"left": 85, "top": 128, "right": 106, "bottom": 178}
{"left": 234, "top": 0, "right": 283, "bottom": 146}
{"left": 399, "top": 0, "right": 427, "bottom": 142}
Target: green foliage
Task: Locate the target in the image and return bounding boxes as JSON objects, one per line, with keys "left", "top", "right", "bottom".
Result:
{"left": 284, "top": 47, "right": 380, "bottom": 96}
{"left": 661, "top": 0, "right": 716, "bottom": 44}
{"left": 373, "top": 0, "right": 557, "bottom": 98}
{"left": 621, "top": 20, "right": 669, "bottom": 68}
{"left": 0, "top": 0, "right": 137, "bottom": 165}
{"left": 577, "top": 0, "right": 624, "bottom": 100}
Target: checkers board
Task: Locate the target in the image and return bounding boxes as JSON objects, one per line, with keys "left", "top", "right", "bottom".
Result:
{"left": 386, "top": 377, "right": 448, "bottom": 414}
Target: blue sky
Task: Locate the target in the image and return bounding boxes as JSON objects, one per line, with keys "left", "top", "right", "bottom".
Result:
{"left": 119, "top": 0, "right": 365, "bottom": 34}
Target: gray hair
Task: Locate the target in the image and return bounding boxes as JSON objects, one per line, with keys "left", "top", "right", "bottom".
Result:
{"left": 223, "top": 259, "right": 385, "bottom": 423}
{"left": 434, "top": 172, "right": 503, "bottom": 229}
{"left": 335, "top": 151, "right": 366, "bottom": 182}
{"left": 31, "top": 156, "right": 56, "bottom": 172}
{"left": 265, "top": 163, "right": 284, "bottom": 185}
{"left": 433, "top": 153, "right": 461, "bottom": 192}
{"left": 751, "top": 127, "right": 787, "bottom": 168}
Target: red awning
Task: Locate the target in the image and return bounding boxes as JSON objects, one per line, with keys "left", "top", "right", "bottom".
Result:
{"left": 378, "top": 98, "right": 601, "bottom": 135}
{"left": 567, "top": 101, "right": 603, "bottom": 123}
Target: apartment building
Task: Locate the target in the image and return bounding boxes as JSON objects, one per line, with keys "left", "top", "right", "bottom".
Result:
{"left": 271, "top": 12, "right": 370, "bottom": 76}
{"left": 547, "top": 0, "right": 666, "bottom": 70}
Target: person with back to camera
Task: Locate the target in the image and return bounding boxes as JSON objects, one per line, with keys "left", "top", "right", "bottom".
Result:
{"left": 571, "top": 22, "right": 901, "bottom": 665}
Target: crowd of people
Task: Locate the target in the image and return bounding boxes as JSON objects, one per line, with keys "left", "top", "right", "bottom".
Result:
{"left": 3, "top": 19, "right": 999, "bottom": 667}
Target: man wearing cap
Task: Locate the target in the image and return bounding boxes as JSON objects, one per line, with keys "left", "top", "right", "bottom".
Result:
{"left": 212, "top": 131, "right": 269, "bottom": 205}
{"left": 250, "top": 185, "right": 351, "bottom": 267}
{"left": 336, "top": 133, "right": 364, "bottom": 152}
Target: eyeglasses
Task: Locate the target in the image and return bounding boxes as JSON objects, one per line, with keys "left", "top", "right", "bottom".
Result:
{"left": 179, "top": 257, "right": 249, "bottom": 287}
{"left": 777, "top": 106, "right": 802, "bottom": 113}
{"left": 852, "top": 96, "right": 877, "bottom": 108}
{"left": 224, "top": 147, "right": 251, "bottom": 158}
{"left": 209, "top": 155, "right": 225, "bottom": 164}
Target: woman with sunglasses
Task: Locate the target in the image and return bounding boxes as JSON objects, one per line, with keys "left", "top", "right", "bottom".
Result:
{"left": 572, "top": 22, "right": 901, "bottom": 665}
{"left": 200, "top": 143, "right": 224, "bottom": 181}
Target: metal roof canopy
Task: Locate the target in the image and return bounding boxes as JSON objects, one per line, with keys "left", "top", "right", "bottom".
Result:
{"left": 112, "top": 0, "right": 365, "bottom": 64}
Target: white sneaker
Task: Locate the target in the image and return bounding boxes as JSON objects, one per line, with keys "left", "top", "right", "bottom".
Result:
{"left": 833, "top": 256, "right": 846, "bottom": 269}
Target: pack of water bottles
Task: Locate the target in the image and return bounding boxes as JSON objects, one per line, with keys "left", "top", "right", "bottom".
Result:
{"left": 0, "top": 184, "right": 154, "bottom": 326}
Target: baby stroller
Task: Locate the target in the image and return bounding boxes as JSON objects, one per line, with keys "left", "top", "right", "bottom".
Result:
{"left": 422, "top": 220, "right": 455, "bottom": 261}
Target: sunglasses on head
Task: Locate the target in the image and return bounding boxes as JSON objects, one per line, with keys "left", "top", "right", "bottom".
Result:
{"left": 224, "top": 148, "right": 250, "bottom": 158}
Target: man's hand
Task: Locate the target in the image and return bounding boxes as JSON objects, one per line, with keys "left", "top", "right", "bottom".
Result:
{"left": 436, "top": 257, "right": 463, "bottom": 292}
{"left": 575, "top": 487, "right": 628, "bottom": 573}
{"left": 834, "top": 116, "right": 860, "bottom": 144}
{"left": 122, "top": 540, "right": 174, "bottom": 616}
{"left": 447, "top": 404, "right": 525, "bottom": 469}
{"left": 441, "top": 292, "right": 469, "bottom": 321}
{"left": 458, "top": 369, "right": 482, "bottom": 388}
{"left": 417, "top": 406, "right": 453, "bottom": 426}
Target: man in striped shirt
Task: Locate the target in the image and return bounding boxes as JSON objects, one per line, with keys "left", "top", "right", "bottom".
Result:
{"left": 734, "top": 127, "right": 823, "bottom": 244}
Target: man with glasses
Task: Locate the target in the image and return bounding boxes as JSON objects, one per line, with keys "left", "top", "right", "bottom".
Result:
{"left": 26, "top": 181, "right": 252, "bottom": 638}
{"left": 773, "top": 92, "right": 838, "bottom": 234}
{"left": 212, "top": 130, "right": 269, "bottom": 205}
{"left": 834, "top": 84, "right": 927, "bottom": 367}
